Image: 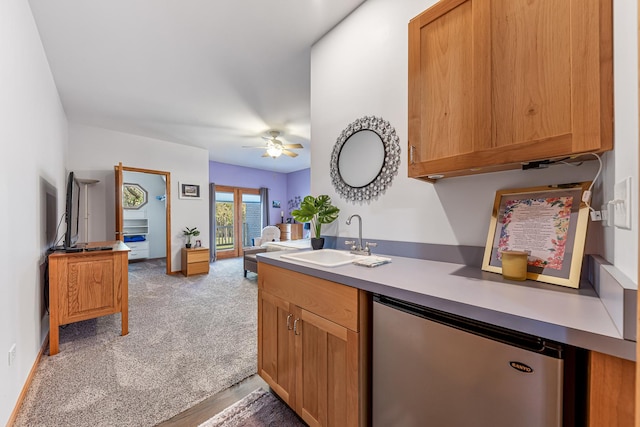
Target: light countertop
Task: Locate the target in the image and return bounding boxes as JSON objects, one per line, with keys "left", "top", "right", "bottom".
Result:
{"left": 258, "top": 250, "right": 635, "bottom": 361}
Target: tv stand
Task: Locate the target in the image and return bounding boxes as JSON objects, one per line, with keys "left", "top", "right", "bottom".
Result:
{"left": 48, "top": 241, "right": 130, "bottom": 355}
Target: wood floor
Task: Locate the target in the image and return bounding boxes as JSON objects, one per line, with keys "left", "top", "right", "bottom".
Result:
{"left": 157, "top": 374, "right": 269, "bottom": 426}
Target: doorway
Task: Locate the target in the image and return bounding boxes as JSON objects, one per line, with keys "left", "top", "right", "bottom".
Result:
{"left": 115, "top": 163, "right": 172, "bottom": 274}
{"left": 214, "top": 186, "right": 260, "bottom": 259}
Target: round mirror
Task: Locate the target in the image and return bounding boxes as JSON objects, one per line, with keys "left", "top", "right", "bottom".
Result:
{"left": 338, "top": 130, "right": 385, "bottom": 188}
{"left": 330, "top": 116, "right": 401, "bottom": 203}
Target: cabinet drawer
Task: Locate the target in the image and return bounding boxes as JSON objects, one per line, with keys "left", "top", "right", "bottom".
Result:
{"left": 187, "top": 261, "right": 209, "bottom": 275}
{"left": 259, "top": 263, "right": 360, "bottom": 331}
{"left": 126, "top": 241, "right": 149, "bottom": 250}
{"left": 188, "top": 250, "right": 210, "bottom": 263}
{"left": 128, "top": 249, "right": 149, "bottom": 260}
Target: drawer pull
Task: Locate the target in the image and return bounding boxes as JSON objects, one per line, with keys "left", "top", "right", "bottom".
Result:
{"left": 293, "top": 318, "right": 301, "bottom": 335}
{"left": 286, "top": 314, "right": 293, "bottom": 330}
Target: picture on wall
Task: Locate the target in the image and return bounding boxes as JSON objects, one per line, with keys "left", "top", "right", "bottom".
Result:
{"left": 272, "top": 200, "right": 281, "bottom": 208}
{"left": 179, "top": 182, "right": 201, "bottom": 199}
{"left": 482, "top": 182, "right": 591, "bottom": 288}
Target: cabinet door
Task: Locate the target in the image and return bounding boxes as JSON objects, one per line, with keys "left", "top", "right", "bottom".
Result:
{"left": 58, "top": 254, "right": 119, "bottom": 324}
{"left": 408, "top": 0, "right": 612, "bottom": 180}
{"left": 258, "top": 290, "right": 296, "bottom": 406}
{"left": 294, "top": 308, "right": 359, "bottom": 427}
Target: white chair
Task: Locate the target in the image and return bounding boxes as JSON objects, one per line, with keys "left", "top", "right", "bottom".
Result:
{"left": 253, "top": 225, "right": 281, "bottom": 247}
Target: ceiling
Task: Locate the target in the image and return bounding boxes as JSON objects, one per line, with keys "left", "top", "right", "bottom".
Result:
{"left": 28, "top": 0, "right": 365, "bottom": 173}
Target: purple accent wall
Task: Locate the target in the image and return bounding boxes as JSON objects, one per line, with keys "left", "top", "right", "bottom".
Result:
{"left": 286, "top": 168, "right": 311, "bottom": 217}
{"left": 209, "top": 161, "right": 310, "bottom": 227}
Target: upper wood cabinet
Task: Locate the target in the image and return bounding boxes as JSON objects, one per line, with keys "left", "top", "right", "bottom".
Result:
{"left": 408, "top": 0, "right": 613, "bottom": 181}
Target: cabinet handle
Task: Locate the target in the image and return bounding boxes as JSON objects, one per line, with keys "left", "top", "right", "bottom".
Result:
{"left": 286, "top": 313, "right": 293, "bottom": 330}
{"left": 293, "top": 318, "right": 301, "bottom": 335}
{"left": 410, "top": 145, "right": 416, "bottom": 165}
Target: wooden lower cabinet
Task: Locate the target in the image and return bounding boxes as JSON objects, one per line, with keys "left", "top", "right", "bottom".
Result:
{"left": 259, "top": 291, "right": 296, "bottom": 405}
{"left": 295, "top": 307, "right": 360, "bottom": 427}
{"left": 588, "top": 351, "right": 635, "bottom": 427}
{"left": 258, "top": 263, "right": 369, "bottom": 427}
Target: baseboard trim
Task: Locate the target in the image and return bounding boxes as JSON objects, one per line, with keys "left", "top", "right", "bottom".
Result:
{"left": 6, "top": 333, "right": 49, "bottom": 426}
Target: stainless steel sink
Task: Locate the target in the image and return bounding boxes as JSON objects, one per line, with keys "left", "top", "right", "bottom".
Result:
{"left": 280, "top": 249, "right": 366, "bottom": 267}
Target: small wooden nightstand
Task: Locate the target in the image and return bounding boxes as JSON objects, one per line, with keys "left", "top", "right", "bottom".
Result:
{"left": 181, "top": 247, "right": 210, "bottom": 276}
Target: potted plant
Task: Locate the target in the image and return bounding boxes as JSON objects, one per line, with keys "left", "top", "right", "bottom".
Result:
{"left": 291, "top": 195, "right": 340, "bottom": 250}
{"left": 183, "top": 227, "right": 200, "bottom": 248}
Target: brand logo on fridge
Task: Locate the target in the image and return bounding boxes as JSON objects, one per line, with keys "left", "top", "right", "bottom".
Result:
{"left": 509, "top": 361, "right": 534, "bottom": 373}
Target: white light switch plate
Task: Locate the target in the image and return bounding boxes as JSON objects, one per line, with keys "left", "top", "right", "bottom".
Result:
{"left": 614, "top": 177, "right": 632, "bottom": 230}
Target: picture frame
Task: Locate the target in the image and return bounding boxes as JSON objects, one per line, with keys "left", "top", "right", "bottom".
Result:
{"left": 272, "top": 200, "right": 281, "bottom": 208}
{"left": 179, "top": 182, "right": 201, "bottom": 199}
{"left": 481, "top": 182, "right": 591, "bottom": 288}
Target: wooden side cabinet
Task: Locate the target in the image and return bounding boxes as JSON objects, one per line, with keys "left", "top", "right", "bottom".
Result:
{"left": 48, "top": 241, "right": 130, "bottom": 355}
{"left": 258, "top": 263, "right": 370, "bottom": 427}
{"left": 408, "top": 0, "right": 613, "bottom": 180}
{"left": 181, "top": 247, "right": 210, "bottom": 276}
{"left": 588, "top": 351, "right": 635, "bottom": 426}
{"left": 276, "top": 223, "right": 303, "bottom": 241}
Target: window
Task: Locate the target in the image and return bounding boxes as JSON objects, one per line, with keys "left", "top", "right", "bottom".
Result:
{"left": 123, "top": 183, "right": 148, "bottom": 209}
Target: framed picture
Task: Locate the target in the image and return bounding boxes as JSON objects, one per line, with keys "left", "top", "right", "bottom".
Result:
{"left": 272, "top": 200, "right": 281, "bottom": 208}
{"left": 482, "top": 182, "right": 591, "bottom": 288}
{"left": 179, "top": 182, "right": 201, "bottom": 199}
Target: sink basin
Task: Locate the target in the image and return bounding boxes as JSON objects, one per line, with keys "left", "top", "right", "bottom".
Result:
{"left": 280, "top": 249, "right": 365, "bottom": 267}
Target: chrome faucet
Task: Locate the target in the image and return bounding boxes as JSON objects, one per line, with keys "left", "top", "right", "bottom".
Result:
{"left": 345, "top": 214, "right": 376, "bottom": 255}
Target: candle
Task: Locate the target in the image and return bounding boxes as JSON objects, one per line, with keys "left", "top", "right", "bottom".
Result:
{"left": 281, "top": 211, "right": 284, "bottom": 218}
{"left": 500, "top": 251, "right": 528, "bottom": 281}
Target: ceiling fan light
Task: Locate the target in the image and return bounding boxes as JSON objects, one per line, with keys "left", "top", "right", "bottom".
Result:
{"left": 267, "top": 146, "right": 282, "bottom": 158}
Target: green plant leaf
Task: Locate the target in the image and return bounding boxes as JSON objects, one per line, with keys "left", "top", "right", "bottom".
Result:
{"left": 290, "top": 194, "right": 339, "bottom": 238}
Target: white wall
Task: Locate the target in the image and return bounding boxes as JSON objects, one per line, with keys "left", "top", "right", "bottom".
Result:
{"left": 311, "top": 0, "right": 638, "bottom": 283}
{"left": 68, "top": 124, "right": 209, "bottom": 272}
{"left": 613, "top": 0, "right": 639, "bottom": 281}
{"left": 0, "top": 0, "right": 68, "bottom": 424}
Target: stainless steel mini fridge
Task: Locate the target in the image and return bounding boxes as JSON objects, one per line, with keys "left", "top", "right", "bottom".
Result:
{"left": 372, "top": 295, "right": 580, "bottom": 427}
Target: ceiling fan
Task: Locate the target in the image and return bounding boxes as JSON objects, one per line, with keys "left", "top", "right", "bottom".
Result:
{"left": 243, "top": 131, "right": 304, "bottom": 158}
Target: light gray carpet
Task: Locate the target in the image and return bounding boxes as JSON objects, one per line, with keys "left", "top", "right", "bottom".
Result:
{"left": 198, "top": 388, "right": 305, "bottom": 427}
{"left": 14, "top": 258, "right": 258, "bottom": 427}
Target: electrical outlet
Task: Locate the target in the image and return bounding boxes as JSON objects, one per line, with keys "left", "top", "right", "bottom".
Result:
{"left": 8, "top": 343, "right": 16, "bottom": 366}
{"left": 614, "top": 177, "right": 632, "bottom": 230}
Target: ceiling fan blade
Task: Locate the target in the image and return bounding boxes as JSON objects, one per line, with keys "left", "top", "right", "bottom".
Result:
{"left": 243, "top": 145, "right": 268, "bottom": 149}
{"left": 282, "top": 149, "right": 299, "bottom": 158}
{"left": 283, "top": 144, "right": 303, "bottom": 149}
{"left": 261, "top": 152, "right": 271, "bottom": 157}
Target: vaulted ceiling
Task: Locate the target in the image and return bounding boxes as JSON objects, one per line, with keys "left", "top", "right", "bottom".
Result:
{"left": 28, "top": 0, "right": 365, "bottom": 173}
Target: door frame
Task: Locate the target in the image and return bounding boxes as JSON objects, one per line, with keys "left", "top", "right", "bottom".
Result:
{"left": 214, "top": 185, "right": 260, "bottom": 259}
{"left": 115, "top": 163, "right": 172, "bottom": 274}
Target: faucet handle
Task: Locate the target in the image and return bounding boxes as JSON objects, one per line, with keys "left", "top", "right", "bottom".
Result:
{"left": 345, "top": 240, "right": 357, "bottom": 250}
{"left": 365, "top": 242, "right": 377, "bottom": 248}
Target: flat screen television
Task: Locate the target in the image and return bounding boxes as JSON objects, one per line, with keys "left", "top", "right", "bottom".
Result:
{"left": 64, "top": 171, "right": 81, "bottom": 248}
